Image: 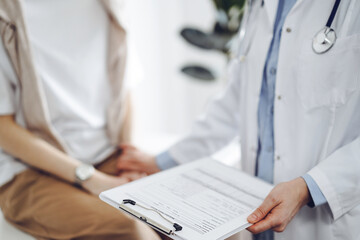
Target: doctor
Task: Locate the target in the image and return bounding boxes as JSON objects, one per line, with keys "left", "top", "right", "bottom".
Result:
{"left": 117, "top": 0, "right": 360, "bottom": 239}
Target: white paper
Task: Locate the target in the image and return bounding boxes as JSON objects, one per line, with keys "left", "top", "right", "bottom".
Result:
{"left": 100, "top": 158, "right": 273, "bottom": 240}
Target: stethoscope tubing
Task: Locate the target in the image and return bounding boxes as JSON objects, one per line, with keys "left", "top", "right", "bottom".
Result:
{"left": 326, "top": 0, "right": 341, "bottom": 28}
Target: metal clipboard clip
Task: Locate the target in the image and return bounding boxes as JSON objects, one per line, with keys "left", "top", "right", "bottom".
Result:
{"left": 120, "top": 199, "right": 183, "bottom": 236}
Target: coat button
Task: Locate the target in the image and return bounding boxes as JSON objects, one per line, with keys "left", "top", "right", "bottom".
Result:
{"left": 276, "top": 155, "right": 281, "bottom": 161}
{"left": 270, "top": 67, "right": 277, "bottom": 75}
{"left": 286, "top": 28, "right": 292, "bottom": 33}
{"left": 277, "top": 95, "right": 282, "bottom": 100}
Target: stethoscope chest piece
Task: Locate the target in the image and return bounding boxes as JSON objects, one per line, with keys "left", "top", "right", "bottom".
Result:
{"left": 312, "top": 27, "right": 336, "bottom": 54}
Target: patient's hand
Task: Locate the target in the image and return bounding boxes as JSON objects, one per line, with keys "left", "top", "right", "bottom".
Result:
{"left": 116, "top": 144, "right": 160, "bottom": 175}
{"left": 83, "top": 170, "right": 145, "bottom": 196}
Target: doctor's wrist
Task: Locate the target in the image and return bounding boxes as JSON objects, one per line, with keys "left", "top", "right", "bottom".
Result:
{"left": 293, "top": 177, "right": 311, "bottom": 206}
{"left": 144, "top": 156, "right": 161, "bottom": 174}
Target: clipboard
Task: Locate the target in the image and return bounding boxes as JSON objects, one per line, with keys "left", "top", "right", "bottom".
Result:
{"left": 120, "top": 199, "right": 182, "bottom": 235}
{"left": 100, "top": 194, "right": 187, "bottom": 240}
{"left": 100, "top": 158, "right": 273, "bottom": 240}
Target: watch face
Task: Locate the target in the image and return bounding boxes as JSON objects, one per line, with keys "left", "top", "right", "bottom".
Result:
{"left": 76, "top": 165, "right": 94, "bottom": 182}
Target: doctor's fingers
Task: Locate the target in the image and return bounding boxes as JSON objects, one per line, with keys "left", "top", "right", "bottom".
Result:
{"left": 247, "top": 204, "right": 292, "bottom": 234}
{"left": 247, "top": 212, "right": 281, "bottom": 234}
{"left": 247, "top": 192, "right": 281, "bottom": 224}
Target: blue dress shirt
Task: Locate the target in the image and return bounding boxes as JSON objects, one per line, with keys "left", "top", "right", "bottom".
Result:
{"left": 156, "top": 1, "right": 327, "bottom": 238}
{"left": 255, "top": 0, "right": 297, "bottom": 239}
{"left": 257, "top": 0, "right": 295, "bottom": 183}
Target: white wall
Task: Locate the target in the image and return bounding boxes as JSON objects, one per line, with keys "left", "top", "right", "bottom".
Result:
{"left": 123, "top": 0, "right": 228, "bottom": 153}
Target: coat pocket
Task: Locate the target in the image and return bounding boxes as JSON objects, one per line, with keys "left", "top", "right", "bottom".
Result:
{"left": 296, "top": 34, "right": 360, "bottom": 110}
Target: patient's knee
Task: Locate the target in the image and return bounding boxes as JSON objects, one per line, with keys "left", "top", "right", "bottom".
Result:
{"left": 99, "top": 214, "right": 160, "bottom": 240}
{"left": 124, "top": 218, "right": 161, "bottom": 240}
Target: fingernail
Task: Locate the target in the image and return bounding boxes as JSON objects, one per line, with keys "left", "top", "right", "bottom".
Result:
{"left": 248, "top": 213, "right": 258, "bottom": 222}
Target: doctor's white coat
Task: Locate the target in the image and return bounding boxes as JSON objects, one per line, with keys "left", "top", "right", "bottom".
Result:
{"left": 168, "top": 0, "right": 360, "bottom": 239}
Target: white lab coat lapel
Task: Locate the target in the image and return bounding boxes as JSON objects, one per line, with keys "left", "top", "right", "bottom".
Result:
{"left": 263, "top": 0, "right": 278, "bottom": 28}
{"left": 238, "top": 2, "right": 273, "bottom": 175}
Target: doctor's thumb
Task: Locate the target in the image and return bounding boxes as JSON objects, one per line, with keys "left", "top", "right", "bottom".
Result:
{"left": 247, "top": 197, "right": 277, "bottom": 223}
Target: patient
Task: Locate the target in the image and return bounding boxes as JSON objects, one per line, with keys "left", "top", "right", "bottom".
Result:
{"left": 0, "top": 1, "right": 160, "bottom": 239}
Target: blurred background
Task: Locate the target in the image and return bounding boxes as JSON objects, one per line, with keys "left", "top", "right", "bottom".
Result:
{"left": 122, "top": 0, "right": 242, "bottom": 157}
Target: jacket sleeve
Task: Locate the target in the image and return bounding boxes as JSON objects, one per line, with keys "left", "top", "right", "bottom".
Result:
{"left": 0, "top": 38, "right": 17, "bottom": 116}
{"left": 168, "top": 59, "right": 242, "bottom": 164}
{"left": 156, "top": 151, "right": 178, "bottom": 170}
{"left": 0, "top": 69, "right": 16, "bottom": 115}
{"left": 308, "top": 137, "right": 360, "bottom": 220}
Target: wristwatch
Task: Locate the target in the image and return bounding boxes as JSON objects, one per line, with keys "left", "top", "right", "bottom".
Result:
{"left": 75, "top": 164, "right": 95, "bottom": 185}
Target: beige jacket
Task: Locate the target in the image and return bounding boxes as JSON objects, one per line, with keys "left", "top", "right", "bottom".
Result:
{"left": 0, "top": 0, "right": 131, "bottom": 152}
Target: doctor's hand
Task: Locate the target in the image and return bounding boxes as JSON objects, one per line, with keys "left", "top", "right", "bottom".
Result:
{"left": 247, "top": 177, "right": 310, "bottom": 234}
{"left": 116, "top": 144, "right": 161, "bottom": 175}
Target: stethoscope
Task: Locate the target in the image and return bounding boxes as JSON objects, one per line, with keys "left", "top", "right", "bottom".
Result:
{"left": 239, "top": 0, "right": 342, "bottom": 59}
{"left": 312, "top": 0, "right": 342, "bottom": 54}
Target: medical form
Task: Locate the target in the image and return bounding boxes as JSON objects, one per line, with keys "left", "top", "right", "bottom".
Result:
{"left": 100, "top": 158, "right": 273, "bottom": 240}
